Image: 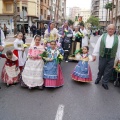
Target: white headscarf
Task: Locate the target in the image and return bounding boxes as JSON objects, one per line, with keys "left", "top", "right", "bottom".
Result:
{"left": 30, "top": 35, "right": 37, "bottom": 47}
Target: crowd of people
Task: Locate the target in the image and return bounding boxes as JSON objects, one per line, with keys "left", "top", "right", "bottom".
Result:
{"left": 0, "top": 21, "right": 120, "bottom": 90}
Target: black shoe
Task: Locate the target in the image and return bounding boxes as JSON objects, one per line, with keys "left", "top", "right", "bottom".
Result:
{"left": 102, "top": 84, "right": 109, "bottom": 90}
{"left": 0, "top": 86, "right": 1, "bottom": 89}
{"left": 38, "top": 86, "right": 44, "bottom": 90}
{"left": 95, "top": 80, "right": 100, "bottom": 84}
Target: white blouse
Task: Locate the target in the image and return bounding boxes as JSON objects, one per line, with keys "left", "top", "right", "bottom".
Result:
{"left": 92, "top": 34, "right": 120, "bottom": 60}
{"left": 0, "top": 29, "right": 5, "bottom": 47}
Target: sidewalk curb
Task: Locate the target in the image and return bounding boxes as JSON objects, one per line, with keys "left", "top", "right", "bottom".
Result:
{"left": 5, "top": 43, "right": 30, "bottom": 48}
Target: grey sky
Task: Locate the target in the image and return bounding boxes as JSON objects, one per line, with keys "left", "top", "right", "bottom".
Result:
{"left": 66, "top": 0, "right": 91, "bottom": 9}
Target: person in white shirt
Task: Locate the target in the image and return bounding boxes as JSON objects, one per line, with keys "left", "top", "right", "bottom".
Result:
{"left": 0, "top": 28, "right": 5, "bottom": 52}
{"left": 44, "top": 21, "right": 58, "bottom": 42}
{"left": 92, "top": 24, "right": 120, "bottom": 90}
{"left": 80, "top": 24, "right": 89, "bottom": 47}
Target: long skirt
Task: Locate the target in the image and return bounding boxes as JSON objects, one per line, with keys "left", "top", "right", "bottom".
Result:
{"left": 71, "top": 66, "right": 92, "bottom": 82}
{"left": 44, "top": 64, "right": 64, "bottom": 87}
{"left": 22, "top": 59, "right": 44, "bottom": 88}
{"left": 69, "top": 42, "right": 81, "bottom": 60}
{"left": 1, "top": 65, "right": 20, "bottom": 85}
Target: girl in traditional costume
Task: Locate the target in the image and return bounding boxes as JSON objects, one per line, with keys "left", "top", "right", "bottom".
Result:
{"left": 0, "top": 50, "right": 20, "bottom": 86}
{"left": 13, "top": 32, "right": 27, "bottom": 72}
{"left": 21, "top": 35, "right": 45, "bottom": 90}
{"left": 43, "top": 41, "right": 64, "bottom": 88}
{"left": 71, "top": 46, "right": 93, "bottom": 82}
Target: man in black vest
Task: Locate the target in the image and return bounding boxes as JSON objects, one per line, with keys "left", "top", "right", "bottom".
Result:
{"left": 0, "top": 28, "right": 5, "bottom": 89}
{"left": 92, "top": 24, "right": 120, "bottom": 90}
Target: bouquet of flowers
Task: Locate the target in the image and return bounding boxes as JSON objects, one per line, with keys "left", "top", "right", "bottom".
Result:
{"left": 55, "top": 54, "right": 64, "bottom": 64}
{"left": 70, "top": 48, "right": 83, "bottom": 57}
{"left": 115, "top": 63, "right": 120, "bottom": 73}
{"left": 75, "top": 32, "right": 84, "bottom": 38}
{"left": 22, "top": 44, "right": 28, "bottom": 57}
{"left": 39, "top": 51, "right": 48, "bottom": 59}
{"left": 23, "top": 44, "right": 28, "bottom": 48}
{"left": 64, "top": 29, "right": 69, "bottom": 35}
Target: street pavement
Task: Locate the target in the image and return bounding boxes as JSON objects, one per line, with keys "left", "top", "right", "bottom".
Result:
{"left": 0, "top": 35, "right": 120, "bottom": 120}
{"left": 5, "top": 33, "right": 33, "bottom": 46}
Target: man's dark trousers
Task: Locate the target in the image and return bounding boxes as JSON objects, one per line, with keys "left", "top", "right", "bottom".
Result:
{"left": 96, "top": 56, "right": 115, "bottom": 85}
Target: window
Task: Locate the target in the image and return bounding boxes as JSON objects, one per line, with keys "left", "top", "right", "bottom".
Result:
{"left": 48, "top": 0, "right": 49, "bottom": 5}
{"left": 17, "top": 7, "right": 20, "bottom": 12}
{"left": 22, "top": 6, "right": 27, "bottom": 12}
{"left": 41, "top": 9, "right": 43, "bottom": 14}
{"left": 6, "top": 3, "right": 12, "bottom": 11}
{"left": 44, "top": 10, "right": 46, "bottom": 18}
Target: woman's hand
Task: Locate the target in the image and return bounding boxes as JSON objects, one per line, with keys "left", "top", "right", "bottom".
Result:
{"left": 92, "top": 55, "right": 96, "bottom": 61}
{"left": 0, "top": 46, "right": 4, "bottom": 52}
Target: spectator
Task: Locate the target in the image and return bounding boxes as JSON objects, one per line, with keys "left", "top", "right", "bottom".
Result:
{"left": 3, "top": 24, "right": 7, "bottom": 39}
{"left": 30, "top": 23, "right": 37, "bottom": 37}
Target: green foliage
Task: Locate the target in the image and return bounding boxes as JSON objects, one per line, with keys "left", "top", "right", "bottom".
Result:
{"left": 105, "top": 2, "right": 112, "bottom": 11}
{"left": 79, "top": 21, "right": 84, "bottom": 26}
{"left": 75, "top": 16, "right": 78, "bottom": 21}
{"left": 68, "top": 19, "right": 74, "bottom": 25}
{"left": 87, "top": 16, "right": 99, "bottom": 27}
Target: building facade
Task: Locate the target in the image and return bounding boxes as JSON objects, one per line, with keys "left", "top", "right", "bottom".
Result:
{"left": 0, "top": 0, "right": 40, "bottom": 32}
{"left": 0, "top": 0, "right": 66, "bottom": 33}
{"left": 69, "top": 7, "right": 90, "bottom": 23}
{"left": 49, "top": 0, "right": 66, "bottom": 22}
{"left": 113, "top": 0, "right": 120, "bottom": 30}
{"left": 79, "top": 9, "right": 91, "bottom": 22}
{"left": 69, "top": 7, "right": 81, "bottom": 21}
{"left": 91, "top": 0, "right": 112, "bottom": 28}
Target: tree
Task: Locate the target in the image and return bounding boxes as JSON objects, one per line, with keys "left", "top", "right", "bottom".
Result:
{"left": 68, "top": 19, "right": 74, "bottom": 25}
{"left": 105, "top": 2, "right": 113, "bottom": 25}
{"left": 87, "top": 16, "right": 99, "bottom": 27}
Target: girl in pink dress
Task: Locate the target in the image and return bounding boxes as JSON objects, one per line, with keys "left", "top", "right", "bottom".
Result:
{"left": 0, "top": 50, "right": 20, "bottom": 86}
{"left": 21, "top": 35, "right": 45, "bottom": 90}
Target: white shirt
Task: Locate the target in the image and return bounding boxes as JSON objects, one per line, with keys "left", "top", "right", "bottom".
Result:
{"left": 0, "top": 29, "right": 5, "bottom": 47}
{"left": 92, "top": 34, "right": 120, "bottom": 60}
{"left": 45, "top": 28, "right": 58, "bottom": 36}
{"left": 14, "top": 39, "right": 24, "bottom": 50}
{"left": 80, "top": 28, "right": 88, "bottom": 36}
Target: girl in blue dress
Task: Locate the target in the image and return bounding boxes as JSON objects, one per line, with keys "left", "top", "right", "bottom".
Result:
{"left": 71, "top": 46, "right": 93, "bottom": 82}
{"left": 43, "top": 41, "right": 64, "bottom": 87}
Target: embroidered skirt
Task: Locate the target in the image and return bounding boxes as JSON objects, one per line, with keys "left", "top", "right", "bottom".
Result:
{"left": 1, "top": 65, "right": 20, "bottom": 85}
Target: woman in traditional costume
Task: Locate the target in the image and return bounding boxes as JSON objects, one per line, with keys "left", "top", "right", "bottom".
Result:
{"left": 43, "top": 41, "right": 64, "bottom": 88}
{"left": 21, "top": 35, "right": 45, "bottom": 90}
{"left": 13, "top": 32, "right": 27, "bottom": 72}
{"left": 44, "top": 21, "right": 58, "bottom": 46}
{"left": 0, "top": 50, "right": 20, "bottom": 86}
{"left": 59, "top": 21, "right": 73, "bottom": 62}
{"left": 69, "top": 26, "right": 83, "bottom": 60}
{"left": 71, "top": 46, "right": 93, "bottom": 82}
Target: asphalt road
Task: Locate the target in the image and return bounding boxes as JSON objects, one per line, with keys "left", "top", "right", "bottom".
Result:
{"left": 0, "top": 36, "right": 120, "bottom": 120}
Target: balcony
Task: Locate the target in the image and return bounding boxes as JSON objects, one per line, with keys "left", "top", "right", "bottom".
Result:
{"left": 2, "top": 1, "right": 14, "bottom": 15}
